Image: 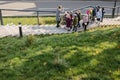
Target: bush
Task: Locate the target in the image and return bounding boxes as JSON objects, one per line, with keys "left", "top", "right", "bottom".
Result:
{"left": 26, "top": 34, "right": 36, "bottom": 46}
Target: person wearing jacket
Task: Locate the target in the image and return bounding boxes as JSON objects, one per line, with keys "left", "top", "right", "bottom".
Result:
{"left": 65, "top": 12, "right": 72, "bottom": 31}
{"left": 76, "top": 10, "right": 81, "bottom": 28}
{"left": 101, "top": 7, "right": 105, "bottom": 22}
{"left": 96, "top": 8, "right": 102, "bottom": 24}
{"left": 72, "top": 13, "right": 78, "bottom": 32}
{"left": 82, "top": 14, "right": 89, "bottom": 31}
{"left": 56, "top": 5, "right": 63, "bottom": 28}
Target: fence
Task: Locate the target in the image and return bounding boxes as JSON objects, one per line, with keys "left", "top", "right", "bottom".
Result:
{"left": 72, "top": 6, "right": 120, "bottom": 17}
{"left": 0, "top": 8, "right": 57, "bottom": 25}
{"left": 0, "top": 6, "right": 120, "bottom": 25}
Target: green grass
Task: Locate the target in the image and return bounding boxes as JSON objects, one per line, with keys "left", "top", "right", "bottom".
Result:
{"left": 3, "top": 16, "right": 56, "bottom": 25}
{"left": 3, "top": 15, "right": 118, "bottom": 25}
{"left": 0, "top": 25, "right": 120, "bottom": 80}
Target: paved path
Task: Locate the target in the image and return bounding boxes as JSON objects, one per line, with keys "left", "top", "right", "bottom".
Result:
{"left": 0, "top": 17, "right": 120, "bottom": 38}
{"left": 0, "top": 1, "right": 120, "bottom": 16}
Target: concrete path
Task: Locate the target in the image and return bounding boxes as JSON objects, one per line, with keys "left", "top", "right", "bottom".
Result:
{"left": 0, "top": 17, "right": 120, "bottom": 38}
{"left": 0, "top": 1, "right": 120, "bottom": 16}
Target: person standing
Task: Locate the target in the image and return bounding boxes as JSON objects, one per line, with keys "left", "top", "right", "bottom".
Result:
{"left": 96, "top": 8, "right": 102, "bottom": 24}
{"left": 72, "top": 13, "right": 78, "bottom": 32}
{"left": 92, "top": 7, "right": 96, "bottom": 22}
{"left": 101, "top": 7, "right": 105, "bottom": 22}
{"left": 56, "top": 5, "right": 63, "bottom": 28}
{"left": 65, "top": 12, "right": 72, "bottom": 31}
{"left": 82, "top": 14, "right": 89, "bottom": 31}
{"left": 86, "top": 9, "right": 90, "bottom": 18}
{"left": 76, "top": 10, "right": 81, "bottom": 28}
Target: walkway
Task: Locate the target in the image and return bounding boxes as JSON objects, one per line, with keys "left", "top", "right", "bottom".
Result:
{"left": 0, "top": 17, "right": 120, "bottom": 38}
{"left": 0, "top": 1, "right": 120, "bottom": 16}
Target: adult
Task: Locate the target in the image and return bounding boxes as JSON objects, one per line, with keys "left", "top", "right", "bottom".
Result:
{"left": 56, "top": 5, "right": 63, "bottom": 28}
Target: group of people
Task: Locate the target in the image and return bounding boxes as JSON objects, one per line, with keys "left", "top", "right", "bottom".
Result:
{"left": 56, "top": 5, "right": 105, "bottom": 31}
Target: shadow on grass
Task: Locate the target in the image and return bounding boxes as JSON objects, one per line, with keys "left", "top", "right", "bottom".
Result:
{"left": 0, "top": 26, "right": 120, "bottom": 80}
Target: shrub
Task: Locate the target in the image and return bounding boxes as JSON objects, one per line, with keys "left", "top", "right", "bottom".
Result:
{"left": 26, "top": 34, "right": 35, "bottom": 46}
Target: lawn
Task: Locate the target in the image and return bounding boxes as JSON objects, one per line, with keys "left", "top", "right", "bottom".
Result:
{"left": 3, "top": 16, "right": 56, "bottom": 25}
{"left": 0, "top": 25, "right": 120, "bottom": 80}
{"left": 3, "top": 15, "right": 116, "bottom": 25}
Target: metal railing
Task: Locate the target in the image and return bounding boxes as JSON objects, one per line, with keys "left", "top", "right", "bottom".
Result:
{"left": 72, "top": 5, "right": 120, "bottom": 17}
{"left": 0, "top": 8, "right": 57, "bottom": 25}
{"left": 0, "top": 6, "right": 120, "bottom": 25}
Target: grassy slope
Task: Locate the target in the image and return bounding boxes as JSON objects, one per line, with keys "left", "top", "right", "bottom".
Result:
{"left": 0, "top": 26, "right": 120, "bottom": 80}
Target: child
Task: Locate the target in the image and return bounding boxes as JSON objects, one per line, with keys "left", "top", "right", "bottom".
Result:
{"left": 82, "top": 14, "right": 89, "bottom": 31}
{"left": 72, "top": 14, "right": 78, "bottom": 32}
{"left": 96, "top": 8, "right": 102, "bottom": 25}
{"left": 65, "top": 12, "right": 72, "bottom": 31}
{"left": 76, "top": 10, "right": 81, "bottom": 27}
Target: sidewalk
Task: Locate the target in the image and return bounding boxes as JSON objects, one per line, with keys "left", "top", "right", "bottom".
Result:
{"left": 0, "top": 1, "right": 119, "bottom": 16}
{"left": 0, "top": 17, "right": 120, "bottom": 38}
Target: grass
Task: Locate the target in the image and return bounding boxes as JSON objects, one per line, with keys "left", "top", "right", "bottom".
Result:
{"left": 0, "top": 25, "right": 120, "bottom": 80}
{"left": 3, "top": 16, "right": 56, "bottom": 25}
{"left": 3, "top": 15, "right": 119, "bottom": 25}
